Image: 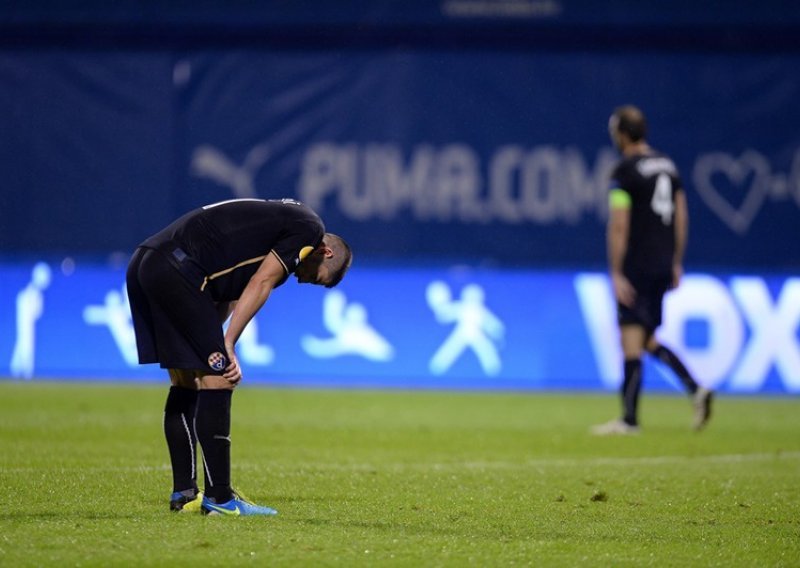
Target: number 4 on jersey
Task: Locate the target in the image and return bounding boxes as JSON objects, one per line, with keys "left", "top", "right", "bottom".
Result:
{"left": 651, "top": 173, "right": 675, "bottom": 224}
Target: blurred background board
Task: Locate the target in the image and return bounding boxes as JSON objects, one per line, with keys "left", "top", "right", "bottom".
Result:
{"left": 1, "top": 261, "right": 797, "bottom": 394}
{"left": 1, "top": 0, "right": 799, "bottom": 269}
{"left": 1, "top": 1, "right": 799, "bottom": 391}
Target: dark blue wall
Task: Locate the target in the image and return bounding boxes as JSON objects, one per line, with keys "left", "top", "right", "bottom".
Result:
{"left": 2, "top": 1, "right": 799, "bottom": 269}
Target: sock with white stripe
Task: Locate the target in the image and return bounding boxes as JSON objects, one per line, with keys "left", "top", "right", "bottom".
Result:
{"left": 195, "top": 388, "right": 233, "bottom": 503}
{"left": 164, "top": 386, "right": 199, "bottom": 494}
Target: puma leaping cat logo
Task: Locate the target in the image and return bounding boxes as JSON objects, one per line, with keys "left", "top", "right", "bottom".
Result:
{"left": 190, "top": 144, "right": 270, "bottom": 198}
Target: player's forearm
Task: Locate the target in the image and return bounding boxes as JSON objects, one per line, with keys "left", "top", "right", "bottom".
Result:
{"left": 608, "top": 238, "right": 626, "bottom": 274}
{"left": 224, "top": 283, "right": 272, "bottom": 347}
{"left": 673, "top": 227, "right": 686, "bottom": 265}
{"left": 607, "top": 215, "right": 629, "bottom": 275}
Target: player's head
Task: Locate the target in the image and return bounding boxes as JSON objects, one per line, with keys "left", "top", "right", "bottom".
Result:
{"left": 323, "top": 233, "right": 352, "bottom": 288}
{"left": 609, "top": 105, "right": 647, "bottom": 150}
{"left": 295, "top": 233, "right": 352, "bottom": 288}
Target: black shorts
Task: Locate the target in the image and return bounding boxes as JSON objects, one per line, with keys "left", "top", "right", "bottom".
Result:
{"left": 126, "top": 246, "right": 227, "bottom": 373}
{"left": 617, "top": 274, "right": 671, "bottom": 333}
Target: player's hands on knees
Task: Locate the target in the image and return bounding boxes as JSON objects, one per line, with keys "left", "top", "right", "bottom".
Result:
{"left": 611, "top": 271, "right": 636, "bottom": 307}
{"left": 222, "top": 344, "right": 242, "bottom": 386}
{"left": 196, "top": 374, "right": 236, "bottom": 390}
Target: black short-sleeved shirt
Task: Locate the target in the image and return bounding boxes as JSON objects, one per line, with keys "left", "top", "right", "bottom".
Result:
{"left": 141, "top": 198, "right": 324, "bottom": 301}
{"left": 609, "top": 151, "right": 683, "bottom": 279}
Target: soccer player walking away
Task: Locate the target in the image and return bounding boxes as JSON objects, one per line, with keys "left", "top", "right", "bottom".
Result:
{"left": 592, "top": 106, "right": 712, "bottom": 436}
{"left": 126, "top": 198, "right": 352, "bottom": 514}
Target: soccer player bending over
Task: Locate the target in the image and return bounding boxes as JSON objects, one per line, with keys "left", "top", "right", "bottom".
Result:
{"left": 127, "top": 198, "right": 352, "bottom": 514}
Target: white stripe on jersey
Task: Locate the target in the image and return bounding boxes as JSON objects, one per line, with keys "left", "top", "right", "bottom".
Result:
{"left": 202, "top": 198, "right": 265, "bottom": 209}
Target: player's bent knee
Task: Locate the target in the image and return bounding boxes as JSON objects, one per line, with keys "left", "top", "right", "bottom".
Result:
{"left": 168, "top": 368, "right": 199, "bottom": 389}
{"left": 197, "top": 374, "right": 235, "bottom": 390}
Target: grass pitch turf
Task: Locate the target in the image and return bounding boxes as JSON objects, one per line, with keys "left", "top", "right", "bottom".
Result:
{"left": 1, "top": 382, "right": 798, "bottom": 567}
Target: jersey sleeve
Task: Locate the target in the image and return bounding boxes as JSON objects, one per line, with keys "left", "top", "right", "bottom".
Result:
{"left": 269, "top": 219, "right": 324, "bottom": 275}
{"left": 608, "top": 163, "right": 633, "bottom": 209}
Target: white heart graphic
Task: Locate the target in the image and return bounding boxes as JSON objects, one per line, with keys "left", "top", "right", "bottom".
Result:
{"left": 692, "top": 150, "right": 771, "bottom": 235}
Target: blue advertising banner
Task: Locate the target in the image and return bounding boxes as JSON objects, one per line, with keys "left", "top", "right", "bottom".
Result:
{"left": 0, "top": 51, "right": 176, "bottom": 253}
{"left": 2, "top": 47, "right": 799, "bottom": 269}
{"left": 178, "top": 49, "right": 800, "bottom": 269}
{"left": 2, "top": 4, "right": 799, "bottom": 395}
{"left": 1, "top": 260, "right": 798, "bottom": 394}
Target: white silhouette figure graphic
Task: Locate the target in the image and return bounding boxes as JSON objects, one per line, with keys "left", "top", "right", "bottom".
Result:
{"left": 218, "top": 311, "right": 274, "bottom": 366}
{"left": 83, "top": 285, "right": 139, "bottom": 366}
{"left": 237, "top": 319, "right": 275, "bottom": 366}
{"left": 426, "top": 281, "right": 505, "bottom": 376}
{"left": 190, "top": 144, "right": 270, "bottom": 198}
{"left": 302, "top": 290, "right": 394, "bottom": 361}
{"left": 10, "top": 263, "right": 52, "bottom": 379}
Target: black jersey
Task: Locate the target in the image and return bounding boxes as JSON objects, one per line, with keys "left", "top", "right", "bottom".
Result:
{"left": 609, "top": 151, "right": 683, "bottom": 278}
{"left": 141, "top": 198, "right": 324, "bottom": 301}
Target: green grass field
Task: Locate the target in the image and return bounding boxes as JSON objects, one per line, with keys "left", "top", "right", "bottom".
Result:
{"left": 1, "top": 382, "right": 798, "bottom": 567}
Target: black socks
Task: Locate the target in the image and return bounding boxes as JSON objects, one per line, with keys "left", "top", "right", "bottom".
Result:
{"left": 194, "top": 389, "right": 233, "bottom": 503}
{"left": 164, "top": 386, "right": 235, "bottom": 502}
{"left": 163, "top": 386, "right": 199, "bottom": 494}
{"left": 652, "top": 344, "right": 699, "bottom": 395}
{"left": 621, "top": 358, "right": 642, "bottom": 426}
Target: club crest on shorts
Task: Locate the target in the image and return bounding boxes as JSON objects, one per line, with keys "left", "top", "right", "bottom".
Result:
{"left": 208, "top": 352, "right": 227, "bottom": 371}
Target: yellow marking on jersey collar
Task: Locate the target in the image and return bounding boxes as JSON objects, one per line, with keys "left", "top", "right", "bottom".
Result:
{"left": 298, "top": 246, "right": 314, "bottom": 261}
